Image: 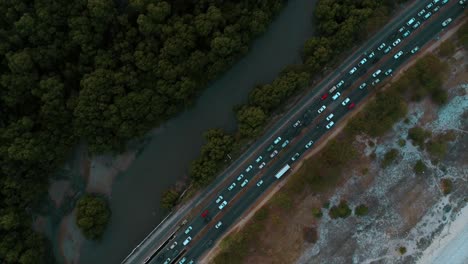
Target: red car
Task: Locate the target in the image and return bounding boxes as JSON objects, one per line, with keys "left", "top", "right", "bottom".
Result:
{"left": 348, "top": 102, "right": 356, "bottom": 109}
{"left": 321, "top": 93, "right": 329, "bottom": 100}
{"left": 201, "top": 210, "right": 209, "bottom": 218}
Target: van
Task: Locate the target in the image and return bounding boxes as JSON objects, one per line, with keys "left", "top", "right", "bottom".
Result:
{"left": 406, "top": 17, "right": 416, "bottom": 26}
{"left": 372, "top": 69, "right": 382, "bottom": 77}
{"left": 332, "top": 92, "right": 341, "bottom": 100}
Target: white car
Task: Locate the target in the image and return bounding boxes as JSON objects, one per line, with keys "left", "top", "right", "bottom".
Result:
{"left": 228, "top": 182, "right": 236, "bottom": 191}
{"left": 317, "top": 105, "right": 326, "bottom": 113}
{"left": 411, "top": 46, "right": 420, "bottom": 54}
{"left": 372, "top": 79, "right": 380, "bottom": 86}
{"left": 255, "top": 156, "right": 263, "bottom": 163}
{"left": 291, "top": 153, "right": 300, "bottom": 161}
{"left": 433, "top": 6, "right": 440, "bottom": 13}
{"left": 215, "top": 196, "right": 223, "bottom": 203}
{"left": 358, "top": 58, "right": 367, "bottom": 66}
{"left": 413, "top": 21, "right": 421, "bottom": 29}
{"left": 359, "top": 83, "right": 367, "bottom": 89}
{"left": 183, "top": 237, "right": 192, "bottom": 246}
{"left": 164, "top": 258, "right": 171, "bottom": 264}
{"left": 185, "top": 226, "right": 193, "bottom": 234}
{"left": 392, "top": 38, "right": 401, "bottom": 47}
{"left": 326, "top": 121, "right": 335, "bottom": 129}
{"left": 349, "top": 67, "right": 357, "bottom": 75}
{"left": 245, "top": 165, "right": 253, "bottom": 173}
{"left": 423, "top": 12, "right": 432, "bottom": 20}
{"left": 237, "top": 174, "right": 244, "bottom": 181}
{"left": 281, "top": 140, "right": 289, "bottom": 148}
{"left": 384, "top": 46, "right": 392, "bottom": 54}
{"left": 240, "top": 179, "right": 249, "bottom": 188}
{"left": 215, "top": 221, "right": 222, "bottom": 229}
{"left": 336, "top": 80, "right": 345, "bottom": 88}
{"left": 442, "top": 18, "right": 452, "bottom": 27}
{"left": 394, "top": 51, "right": 403, "bottom": 59}
{"left": 256, "top": 180, "right": 264, "bottom": 187}
{"left": 326, "top": 113, "right": 334, "bottom": 121}
{"left": 270, "top": 150, "right": 278, "bottom": 158}
{"left": 377, "top": 43, "right": 386, "bottom": 51}
{"left": 402, "top": 30, "right": 411, "bottom": 38}
{"left": 426, "top": 2, "right": 434, "bottom": 9}
{"left": 406, "top": 17, "right": 416, "bottom": 26}
{"left": 372, "top": 69, "right": 382, "bottom": 77}
{"left": 179, "top": 258, "right": 187, "bottom": 264}
{"left": 418, "top": 9, "right": 426, "bottom": 17}
{"left": 385, "top": 69, "right": 393, "bottom": 76}
{"left": 305, "top": 140, "right": 314, "bottom": 149}
{"left": 170, "top": 241, "right": 178, "bottom": 249}
{"left": 368, "top": 51, "right": 375, "bottom": 59}
{"left": 342, "top": 98, "right": 350, "bottom": 106}
{"left": 218, "top": 200, "right": 228, "bottom": 210}
{"left": 258, "top": 162, "right": 266, "bottom": 169}
{"left": 398, "top": 26, "right": 405, "bottom": 33}
{"left": 292, "top": 120, "right": 301, "bottom": 128}
{"left": 332, "top": 92, "right": 341, "bottom": 100}
{"left": 273, "top": 137, "right": 282, "bottom": 144}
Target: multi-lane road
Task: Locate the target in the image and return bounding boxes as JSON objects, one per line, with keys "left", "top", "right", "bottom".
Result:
{"left": 125, "top": 1, "right": 466, "bottom": 264}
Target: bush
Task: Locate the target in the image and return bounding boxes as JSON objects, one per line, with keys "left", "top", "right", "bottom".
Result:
{"left": 329, "top": 200, "right": 352, "bottom": 219}
{"left": 354, "top": 204, "right": 369, "bottom": 216}
{"left": 312, "top": 207, "right": 323, "bottom": 218}
{"left": 161, "top": 189, "right": 180, "bottom": 210}
{"left": 75, "top": 194, "right": 111, "bottom": 240}
{"left": 399, "top": 246, "right": 407, "bottom": 255}
{"left": 408, "top": 126, "right": 431, "bottom": 148}
{"left": 381, "top": 148, "right": 399, "bottom": 168}
{"left": 398, "top": 139, "right": 406, "bottom": 147}
{"left": 441, "top": 179, "right": 453, "bottom": 195}
{"left": 414, "top": 160, "right": 427, "bottom": 175}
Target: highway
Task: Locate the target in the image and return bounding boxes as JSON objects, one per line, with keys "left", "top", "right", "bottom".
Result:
{"left": 126, "top": 1, "right": 466, "bottom": 264}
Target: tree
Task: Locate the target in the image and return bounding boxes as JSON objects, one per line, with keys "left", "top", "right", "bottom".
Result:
{"left": 75, "top": 194, "right": 111, "bottom": 240}
{"left": 161, "top": 189, "right": 180, "bottom": 209}
{"left": 236, "top": 106, "right": 267, "bottom": 138}
{"left": 329, "top": 200, "right": 351, "bottom": 219}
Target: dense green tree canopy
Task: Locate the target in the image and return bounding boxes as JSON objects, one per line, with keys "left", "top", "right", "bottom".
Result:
{"left": 75, "top": 194, "right": 111, "bottom": 240}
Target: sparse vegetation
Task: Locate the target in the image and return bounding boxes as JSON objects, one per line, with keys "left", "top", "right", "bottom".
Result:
{"left": 441, "top": 179, "right": 453, "bottom": 195}
{"left": 381, "top": 148, "right": 399, "bottom": 168}
{"left": 329, "top": 200, "right": 352, "bottom": 219}
{"left": 354, "top": 204, "right": 369, "bottom": 216}
{"left": 413, "top": 160, "right": 427, "bottom": 175}
{"left": 75, "top": 194, "right": 111, "bottom": 240}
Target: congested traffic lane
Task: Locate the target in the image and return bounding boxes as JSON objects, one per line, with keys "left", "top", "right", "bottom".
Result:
{"left": 145, "top": 1, "right": 466, "bottom": 263}
{"left": 175, "top": 2, "right": 466, "bottom": 263}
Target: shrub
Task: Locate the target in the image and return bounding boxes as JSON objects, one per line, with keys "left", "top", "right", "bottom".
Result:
{"left": 398, "top": 138, "right": 406, "bottom": 147}
{"left": 408, "top": 126, "right": 431, "bottom": 148}
{"left": 329, "top": 200, "right": 352, "bottom": 219}
{"left": 75, "top": 194, "right": 111, "bottom": 240}
{"left": 414, "top": 160, "right": 427, "bottom": 175}
{"left": 441, "top": 179, "right": 453, "bottom": 195}
{"left": 312, "top": 207, "right": 323, "bottom": 218}
{"left": 161, "top": 189, "right": 180, "bottom": 210}
{"left": 399, "top": 246, "right": 407, "bottom": 255}
{"left": 354, "top": 204, "right": 369, "bottom": 216}
{"left": 381, "top": 148, "right": 399, "bottom": 168}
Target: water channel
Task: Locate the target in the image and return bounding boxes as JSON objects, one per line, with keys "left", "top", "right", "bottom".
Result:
{"left": 45, "top": 0, "right": 318, "bottom": 263}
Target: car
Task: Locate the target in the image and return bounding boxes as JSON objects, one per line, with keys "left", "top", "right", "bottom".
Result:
{"left": 402, "top": 30, "right": 411, "bottom": 38}
{"left": 413, "top": 21, "right": 421, "bottom": 29}
{"left": 170, "top": 241, "right": 178, "bottom": 249}
{"left": 258, "top": 162, "right": 266, "bottom": 169}
{"left": 349, "top": 67, "right": 357, "bottom": 75}
{"left": 317, "top": 105, "right": 326, "bottom": 113}
{"left": 418, "top": 9, "right": 426, "bottom": 16}
{"left": 163, "top": 258, "right": 171, "bottom": 264}
{"left": 267, "top": 145, "right": 274, "bottom": 152}
{"left": 305, "top": 140, "right": 314, "bottom": 149}
{"left": 434, "top": 0, "right": 440, "bottom": 3}
{"left": 372, "top": 69, "right": 382, "bottom": 77}
{"left": 392, "top": 38, "right": 401, "bottom": 47}
{"left": 359, "top": 83, "right": 367, "bottom": 89}
{"left": 441, "top": 0, "right": 449, "bottom": 4}
{"left": 227, "top": 182, "right": 236, "bottom": 191}
{"left": 216, "top": 196, "right": 223, "bottom": 203}
{"left": 255, "top": 156, "right": 263, "bottom": 163}
{"left": 257, "top": 180, "right": 264, "bottom": 187}
{"left": 442, "top": 18, "right": 452, "bottom": 27}
{"left": 188, "top": 260, "right": 194, "bottom": 264}
{"left": 406, "top": 18, "right": 416, "bottom": 26}
{"left": 433, "top": 6, "right": 440, "bottom": 13}
{"left": 368, "top": 51, "right": 375, "bottom": 59}
{"left": 185, "top": 226, "right": 193, "bottom": 234}
{"left": 398, "top": 26, "right": 405, "bottom": 33}
{"left": 336, "top": 80, "right": 345, "bottom": 88}
{"left": 291, "top": 152, "right": 300, "bottom": 161}
{"left": 326, "top": 113, "right": 334, "bottom": 121}
{"left": 341, "top": 98, "right": 350, "bottom": 106}
{"left": 245, "top": 165, "right": 253, "bottom": 173}
{"left": 240, "top": 179, "right": 248, "bottom": 188}
{"left": 183, "top": 237, "right": 192, "bottom": 246}
{"left": 460, "top": 0, "right": 467, "bottom": 4}
{"left": 218, "top": 200, "right": 228, "bottom": 209}
{"left": 423, "top": 12, "right": 432, "bottom": 20}
{"left": 215, "top": 221, "right": 222, "bottom": 229}
{"left": 179, "top": 257, "right": 187, "bottom": 264}
{"left": 273, "top": 136, "right": 282, "bottom": 144}
{"left": 293, "top": 120, "right": 302, "bottom": 128}
{"left": 426, "top": 2, "right": 434, "bottom": 9}
{"left": 237, "top": 174, "right": 245, "bottom": 181}
{"left": 394, "top": 51, "right": 403, "bottom": 59}
{"left": 377, "top": 43, "right": 386, "bottom": 51}
{"left": 348, "top": 102, "right": 356, "bottom": 109}
{"left": 201, "top": 210, "right": 209, "bottom": 218}
{"left": 372, "top": 79, "right": 380, "bottom": 86}
{"left": 411, "top": 46, "right": 420, "bottom": 54}
{"left": 358, "top": 58, "right": 367, "bottom": 66}
{"left": 281, "top": 140, "right": 290, "bottom": 148}
{"left": 385, "top": 69, "right": 393, "bottom": 76}
{"left": 329, "top": 85, "right": 337, "bottom": 94}
{"left": 321, "top": 93, "right": 329, "bottom": 100}
{"left": 270, "top": 150, "right": 278, "bottom": 158}
{"left": 332, "top": 92, "right": 341, "bottom": 100}
{"left": 326, "top": 121, "right": 335, "bottom": 129}
{"left": 384, "top": 46, "right": 392, "bottom": 54}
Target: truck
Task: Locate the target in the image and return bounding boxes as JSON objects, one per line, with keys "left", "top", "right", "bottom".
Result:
{"left": 275, "top": 164, "right": 291, "bottom": 179}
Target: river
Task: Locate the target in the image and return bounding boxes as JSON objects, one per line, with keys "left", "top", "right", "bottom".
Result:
{"left": 43, "top": 0, "right": 318, "bottom": 263}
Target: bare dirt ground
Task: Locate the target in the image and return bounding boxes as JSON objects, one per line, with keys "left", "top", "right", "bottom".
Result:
{"left": 206, "top": 20, "right": 467, "bottom": 264}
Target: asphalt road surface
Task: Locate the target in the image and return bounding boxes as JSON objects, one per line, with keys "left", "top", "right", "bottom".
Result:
{"left": 126, "top": 1, "right": 466, "bottom": 264}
